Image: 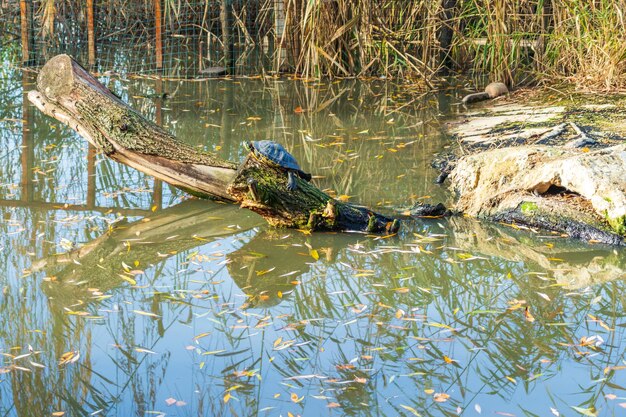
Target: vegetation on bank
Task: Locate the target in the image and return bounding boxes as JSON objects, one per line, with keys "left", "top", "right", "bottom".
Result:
{"left": 3, "top": 0, "right": 626, "bottom": 89}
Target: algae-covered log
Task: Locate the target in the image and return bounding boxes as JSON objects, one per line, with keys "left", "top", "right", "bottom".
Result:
{"left": 28, "top": 54, "right": 399, "bottom": 234}
{"left": 228, "top": 154, "right": 399, "bottom": 232}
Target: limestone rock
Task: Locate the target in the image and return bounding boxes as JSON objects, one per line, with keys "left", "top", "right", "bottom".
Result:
{"left": 449, "top": 144, "right": 626, "bottom": 236}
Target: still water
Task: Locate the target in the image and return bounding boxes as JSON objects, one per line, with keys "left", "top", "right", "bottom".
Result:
{"left": 1, "top": 62, "right": 625, "bottom": 417}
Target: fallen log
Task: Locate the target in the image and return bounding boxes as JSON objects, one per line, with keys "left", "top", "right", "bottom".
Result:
{"left": 28, "top": 54, "right": 399, "bottom": 234}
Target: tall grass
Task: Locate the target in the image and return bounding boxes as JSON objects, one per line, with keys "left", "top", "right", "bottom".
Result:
{"left": 8, "top": 0, "right": 626, "bottom": 89}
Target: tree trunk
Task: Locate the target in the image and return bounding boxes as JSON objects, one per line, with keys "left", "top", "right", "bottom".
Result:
{"left": 28, "top": 54, "right": 399, "bottom": 234}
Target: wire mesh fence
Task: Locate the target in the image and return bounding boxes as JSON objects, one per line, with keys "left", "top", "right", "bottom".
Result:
{"left": 3, "top": 1, "right": 626, "bottom": 89}
{"left": 3, "top": 0, "right": 282, "bottom": 77}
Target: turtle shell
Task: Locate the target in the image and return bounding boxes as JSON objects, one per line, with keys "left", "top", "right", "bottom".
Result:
{"left": 251, "top": 140, "right": 301, "bottom": 171}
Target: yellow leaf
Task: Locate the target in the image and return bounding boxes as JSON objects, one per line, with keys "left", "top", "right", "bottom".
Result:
{"left": 310, "top": 249, "right": 319, "bottom": 260}
{"left": 192, "top": 332, "right": 211, "bottom": 341}
{"left": 433, "top": 393, "right": 450, "bottom": 403}
{"left": 400, "top": 404, "right": 421, "bottom": 416}
{"left": 223, "top": 392, "right": 231, "bottom": 403}
{"left": 58, "top": 350, "right": 80, "bottom": 366}
{"left": 256, "top": 267, "right": 275, "bottom": 276}
{"left": 291, "top": 393, "right": 303, "bottom": 403}
{"left": 52, "top": 412, "right": 65, "bottom": 417}
{"left": 132, "top": 310, "right": 160, "bottom": 318}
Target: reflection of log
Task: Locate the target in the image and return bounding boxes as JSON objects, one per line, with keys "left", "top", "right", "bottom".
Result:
{"left": 227, "top": 230, "right": 355, "bottom": 308}
{"left": 28, "top": 54, "right": 398, "bottom": 234}
{"left": 447, "top": 217, "right": 626, "bottom": 289}
{"left": 30, "top": 201, "right": 261, "bottom": 301}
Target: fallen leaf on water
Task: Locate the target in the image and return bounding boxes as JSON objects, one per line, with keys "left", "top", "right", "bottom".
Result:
{"left": 132, "top": 310, "right": 160, "bottom": 318}
{"left": 294, "top": 106, "right": 304, "bottom": 113}
{"left": 291, "top": 393, "right": 303, "bottom": 403}
{"left": 433, "top": 393, "right": 449, "bottom": 403}
{"left": 192, "top": 332, "right": 211, "bottom": 341}
{"left": 570, "top": 406, "right": 597, "bottom": 416}
{"left": 58, "top": 350, "right": 80, "bottom": 366}
{"left": 135, "top": 347, "right": 157, "bottom": 354}
{"left": 524, "top": 307, "right": 535, "bottom": 322}
{"left": 604, "top": 365, "right": 626, "bottom": 374}
{"left": 400, "top": 404, "right": 421, "bottom": 416}
{"left": 165, "top": 398, "right": 177, "bottom": 406}
{"left": 537, "top": 292, "right": 551, "bottom": 301}
{"left": 256, "top": 267, "right": 275, "bottom": 276}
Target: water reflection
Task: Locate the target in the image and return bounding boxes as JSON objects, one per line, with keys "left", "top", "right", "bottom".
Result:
{"left": 0, "top": 62, "right": 625, "bottom": 416}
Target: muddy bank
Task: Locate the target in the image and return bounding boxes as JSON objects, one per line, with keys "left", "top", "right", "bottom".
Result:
{"left": 440, "top": 92, "right": 626, "bottom": 245}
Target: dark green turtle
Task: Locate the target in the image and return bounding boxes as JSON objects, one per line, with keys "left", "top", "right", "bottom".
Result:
{"left": 246, "top": 140, "right": 312, "bottom": 191}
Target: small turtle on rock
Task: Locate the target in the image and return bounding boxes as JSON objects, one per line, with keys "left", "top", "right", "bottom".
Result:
{"left": 246, "top": 140, "right": 312, "bottom": 191}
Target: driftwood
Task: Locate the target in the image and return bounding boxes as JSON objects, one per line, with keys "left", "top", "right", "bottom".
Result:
{"left": 28, "top": 55, "right": 399, "bottom": 234}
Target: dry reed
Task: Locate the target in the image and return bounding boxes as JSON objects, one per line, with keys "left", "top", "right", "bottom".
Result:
{"left": 6, "top": 0, "right": 626, "bottom": 90}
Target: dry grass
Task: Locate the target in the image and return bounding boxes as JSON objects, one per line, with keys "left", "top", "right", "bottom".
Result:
{"left": 10, "top": 0, "right": 626, "bottom": 90}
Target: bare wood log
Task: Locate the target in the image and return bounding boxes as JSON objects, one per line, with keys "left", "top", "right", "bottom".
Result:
{"left": 28, "top": 54, "right": 399, "bottom": 234}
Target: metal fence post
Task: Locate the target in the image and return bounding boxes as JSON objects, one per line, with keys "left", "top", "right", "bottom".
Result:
{"left": 155, "top": 0, "right": 164, "bottom": 70}
{"left": 20, "top": 0, "right": 31, "bottom": 64}
{"left": 87, "top": 0, "right": 96, "bottom": 66}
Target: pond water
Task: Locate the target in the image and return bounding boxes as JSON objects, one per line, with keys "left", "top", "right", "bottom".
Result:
{"left": 1, "top": 61, "right": 626, "bottom": 417}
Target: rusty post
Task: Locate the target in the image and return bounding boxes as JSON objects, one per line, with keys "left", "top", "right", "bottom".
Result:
{"left": 152, "top": 79, "right": 164, "bottom": 209}
{"left": 87, "top": 0, "right": 96, "bottom": 66}
{"left": 155, "top": 0, "right": 163, "bottom": 69}
{"left": 21, "top": 72, "right": 35, "bottom": 201}
{"left": 20, "top": 0, "right": 31, "bottom": 64}
{"left": 87, "top": 145, "right": 96, "bottom": 207}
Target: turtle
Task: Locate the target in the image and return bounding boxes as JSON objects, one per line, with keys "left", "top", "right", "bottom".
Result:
{"left": 246, "top": 140, "right": 312, "bottom": 191}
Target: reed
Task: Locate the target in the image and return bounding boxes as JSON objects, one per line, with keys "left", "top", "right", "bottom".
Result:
{"left": 7, "top": 0, "right": 626, "bottom": 89}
